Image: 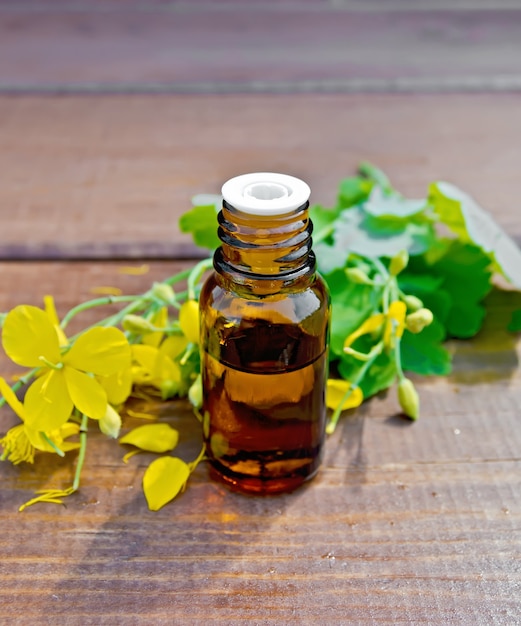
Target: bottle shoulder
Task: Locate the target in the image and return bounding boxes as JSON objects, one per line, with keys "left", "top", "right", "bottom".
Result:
{"left": 200, "top": 271, "right": 330, "bottom": 327}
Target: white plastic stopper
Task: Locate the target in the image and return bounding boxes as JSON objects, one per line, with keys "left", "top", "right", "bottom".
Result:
{"left": 221, "top": 172, "right": 311, "bottom": 216}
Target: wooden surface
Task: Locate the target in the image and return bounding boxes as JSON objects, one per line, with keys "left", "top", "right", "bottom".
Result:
{"left": 1, "top": 1, "right": 521, "bottom": 624}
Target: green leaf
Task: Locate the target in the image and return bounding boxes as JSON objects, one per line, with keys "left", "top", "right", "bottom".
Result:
{"left": 430, "top": 181, "right": 521, "bottom": 289}
{"left": 179, "top": 203, "right": 220, "bottom": 250}
{"left": 358, "top": 162, "right": 393, "bottom": 194}
{"left": 143, "top": 456, "right": 190, "bottom": 511}
{"left": 363, "top": 187, "right": 426, "bottom": 220}
{"left": 405, "top": 241, "right": 493, "bottom": 339}
{"left": 338, "top": 350, "right": 397, "bottom": 400}
{"left": 400, "top": 318, "right": 451, "bottom": 376}
{"left": 309, "top": 204, "right": 339, "bottom": 241}
{"left": 324, "top": 207, "right": 435, "bottom": 264}
{"left": 337, "top": 176, "right": 373, "bottom": 208}
{"left": 508, "top": 309, "right": 521, "bottom": 332}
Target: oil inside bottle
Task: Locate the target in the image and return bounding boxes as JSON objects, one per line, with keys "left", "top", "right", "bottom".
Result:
{"left": 202, "top": 316, "right": 328, "bottom": 494}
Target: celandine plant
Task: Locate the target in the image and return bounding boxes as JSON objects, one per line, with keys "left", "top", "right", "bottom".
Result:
{"left": 1, "top": 164, "right": 521, "bottom": 511}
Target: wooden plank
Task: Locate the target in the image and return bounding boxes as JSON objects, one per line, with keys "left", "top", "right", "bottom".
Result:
{"left": 1, "top": 3, "right": 521, "bottom": 93}
{"left": 0, "top": 260, "right": 520, "bottom": 622}
{"left": 1, "top": 93, "right": 521, "bottom": 260}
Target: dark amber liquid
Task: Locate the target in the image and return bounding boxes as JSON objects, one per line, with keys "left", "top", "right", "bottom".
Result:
{"left": 202, "top": 319, "right": 327, "bottom": 494}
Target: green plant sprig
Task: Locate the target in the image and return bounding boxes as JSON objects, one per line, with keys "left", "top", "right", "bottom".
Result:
{"left": 1, "top": 163, "right": 521, "bottom": 512}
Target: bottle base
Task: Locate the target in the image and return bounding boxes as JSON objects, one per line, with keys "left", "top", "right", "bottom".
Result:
{"left": 207, "top": 458, "right": 321, "bottom": 495}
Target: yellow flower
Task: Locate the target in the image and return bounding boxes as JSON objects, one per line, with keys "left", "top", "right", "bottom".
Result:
{"left": 383, "top": 300, "right": 407, "bottom": 348}
{"left": 343, "top": 313, "right": 385, "bottom": 350}
{"left": 343, "top": 301, "right": 407, "bottom": 356}
{"left": 0, "top": 376, "right": 80, "bottom": 462}
{"left": 131, "top": 344, "right": 182, "bottom": 398}
{"left": 326, "top": 379, "right": 364, "bottom": 411}
{"left": 1, "top": 305, "right": 131, "bottom": 431}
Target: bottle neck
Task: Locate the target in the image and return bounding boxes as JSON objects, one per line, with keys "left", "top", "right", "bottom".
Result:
{"left": 213, "top": 200, "right": 316, "bottom": 293}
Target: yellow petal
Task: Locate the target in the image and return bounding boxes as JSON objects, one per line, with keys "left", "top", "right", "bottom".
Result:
{"left": 131, "top": 364, "right": 152, "bottom": 386}
{"left": 63, "top": 327, "right": 131, "bottom": 376}
{"left": 153, "top": 353, "right": 181, "bottom": 385}
{"left": 43, "top": 295, "right": 68, "bottom": 347}
{"left": 343, "top": 313, "right": 385, "bottom": 349}
{"left": 99, "top": 369, "right": 133, "bottom": 405}
{"left": 0, "top": 376, "right": 27, "bottom": 421}
{"left": 120, "top": 423, "right": 179, "bottom": 453}
{"left": 326, "top": 379, "right": 364, "bottom": 411}
{"left": 118, "top": 264, "right": 150, "bottom": 275}
{"left": 384, "top": 300, "right": 407, "bottom": 347}
{"left": 131, "top": 344, "right": 158, "bottom": 374}
{"left": 24, "top": 370, "right": 73, "bottom": 431}
{"left": 2, "top": 305, "right": 61, "bottom": 367}
{"left": 159, "top": 334, "right": 189, "bottom": 361}
{"left": 63, "top": 366, "right": 107, "bottom": 419}
{"left": 143, "top": 456, "right": 190, "bottom": 511}
{"left": 59, "top": 421, "right": 81, "bottom": 440}
{"left": 179, "top": 300, "right": 200, "bottom": 344}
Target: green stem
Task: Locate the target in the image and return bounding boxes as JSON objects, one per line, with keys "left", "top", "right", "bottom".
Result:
{"left": 72, "top": 414, "right": 89, "bottom": 491}
{"left": 60, "top": 295, "right": 139, "bottom": 330}
{"left": 62, "top": 267, "right": 195, "bottom": 332}
{"left": 41, "top": 433, "right": 65, "bottom": 457}
{"left": 0, "top": 367, "right": 39, "bottom": 408}
{"left": 394, "top": 334, "right": 405, "bottom": 381}
{"left": 188, "top": 443, "right": 207, "bottom": 473}
{"left": 187, "top": 258, "right": 213, "bottom": 301}
{"left": 326, "top": 342, "right": 383, "bottom": 435}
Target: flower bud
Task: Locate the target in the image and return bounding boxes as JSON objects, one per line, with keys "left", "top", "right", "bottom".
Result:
{"left": 345, "top": 267, "right": 373, "bottom": 285}
{"left": 152, "top": 282, "right": 176, "bottom": 305}
{"left": 99, "top": 405, "right": 122, "bottom": 439}
{"left": 122, "top": 314, "right": 155, "bottom": 334}
{"left": 389, "top": 249, "right": 409, "bottom": 276}
{"left": 405, "top": 308, "right": 434, "bottom": 334}
{"left": 403, "top": 294, "right": 423, "bottom": 312}
{"left": 398, "top": 377, "right": 419, "bottom": 420}
{"left": 188, "top": 374, "right": 203, "bottom": 409}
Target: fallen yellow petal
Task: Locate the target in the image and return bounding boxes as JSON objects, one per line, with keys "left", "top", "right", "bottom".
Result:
{"left": 326, "top": 379, "right": 364, "bottom": 411}
{"left": 89, "top": 286, "right": 123, "bottom": 296}
{"left": 118, "top": 264, "right": 150, "bottom": 275}
{"left": 120, "top": 423, "right": 179, "bottom": 453}
{"left": 143, "top": 456, "right": 190, "bottom": 511}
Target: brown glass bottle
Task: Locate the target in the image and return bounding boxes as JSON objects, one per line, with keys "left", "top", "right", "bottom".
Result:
{"left": 199, "top": 173, "right": 330, "bottom": 494}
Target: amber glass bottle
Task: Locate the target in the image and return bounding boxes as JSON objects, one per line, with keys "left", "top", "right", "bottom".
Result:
{"left": 199, "top": 173, "right": 330, "bottom": 494}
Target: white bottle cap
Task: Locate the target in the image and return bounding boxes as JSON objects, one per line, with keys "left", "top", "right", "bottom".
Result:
{"left": 221, "top": 172, "right": 311, "bottom": 216}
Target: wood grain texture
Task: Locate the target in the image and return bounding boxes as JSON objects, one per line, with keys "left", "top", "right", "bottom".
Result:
{"left": 0, "top": 261, "right": 520, "bottom": 624}
{"left": 1, "top": 2, "right": 521, "bottom": 93}
{"left": 1, "top": 93, "right": 521, "bottom": 260}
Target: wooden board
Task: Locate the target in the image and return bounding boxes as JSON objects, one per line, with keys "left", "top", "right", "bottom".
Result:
{"left": 1, "top": 2, "right": 521, "bottom": 93}
{"left": 1, "top": 1, "right": 521, "bottom": 622}
{"left": 0, "top": 261, "right": 520, "bottom": 623}
{"left": 1, "top": 93, "right": 521, "bottom": 260}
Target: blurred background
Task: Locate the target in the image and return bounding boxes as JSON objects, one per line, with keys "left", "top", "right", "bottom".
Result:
{"left": 0, "top": 0, "right": 520, "bottom": 259}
